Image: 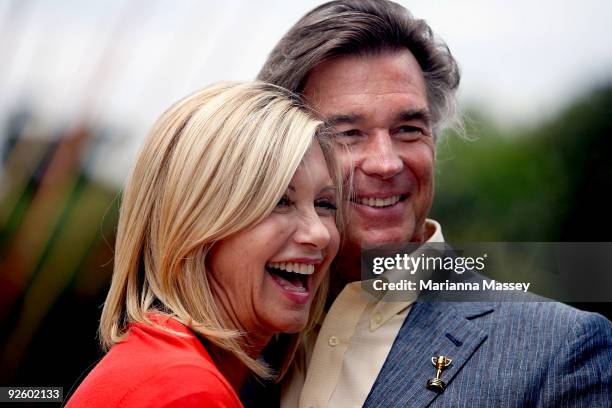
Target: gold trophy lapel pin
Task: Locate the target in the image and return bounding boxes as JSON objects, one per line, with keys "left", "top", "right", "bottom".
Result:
{"left": 427, "top": 355, "right": 452, "bottom": 392}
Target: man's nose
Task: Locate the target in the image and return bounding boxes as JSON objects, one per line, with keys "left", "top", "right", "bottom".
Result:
{"left": 294, "top": 211, "right": 332, "bottom": 250}
{"left": 360, "top": 132, "right": 403, "bottom": 179}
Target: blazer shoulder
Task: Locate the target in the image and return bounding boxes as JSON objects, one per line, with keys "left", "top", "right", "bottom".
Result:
{"left": 491, "top": 294, "right": 612, "bottom": 341}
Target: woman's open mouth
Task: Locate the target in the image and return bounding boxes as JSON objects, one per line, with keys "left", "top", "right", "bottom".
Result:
{"left": 265, "top": 262, "right": 314, "bottom": 303}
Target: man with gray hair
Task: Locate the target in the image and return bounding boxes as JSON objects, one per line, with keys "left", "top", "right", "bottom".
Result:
{"left": 258, "top": 0, "right": 611, "bottom": 406}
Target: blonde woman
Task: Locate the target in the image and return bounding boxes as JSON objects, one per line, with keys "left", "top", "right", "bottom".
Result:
{"left": 67, "top": 82, "right": 342, "bottom": 407}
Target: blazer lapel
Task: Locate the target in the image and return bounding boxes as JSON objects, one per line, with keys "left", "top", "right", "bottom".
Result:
{"left": 364, "top": 300, "right": 494, "bottom": 407}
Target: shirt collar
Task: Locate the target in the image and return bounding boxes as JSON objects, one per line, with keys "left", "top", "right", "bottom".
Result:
{"left": 342, "top": 219, "right": 445, "bottom": 331}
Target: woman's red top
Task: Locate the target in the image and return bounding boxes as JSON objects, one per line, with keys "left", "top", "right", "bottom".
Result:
{"left": 66, "top": 315, "right": 243, "bottom": 407}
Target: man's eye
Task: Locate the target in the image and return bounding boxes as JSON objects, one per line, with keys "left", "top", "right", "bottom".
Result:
{"left": 396, "top": 125, "right": 423, "bottom": 140}
{"left": 336, "top": 129, "right": 362, "bottom": 137}
{"left": 399, "top": 125, "right": 421, "bottom": 133}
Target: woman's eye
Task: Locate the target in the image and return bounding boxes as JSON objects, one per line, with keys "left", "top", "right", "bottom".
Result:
{"left": 315, "top": 199, "right": 338, "bottom": 214}
{"left": 276, "top": 195, "right": 293, "bottom": 208}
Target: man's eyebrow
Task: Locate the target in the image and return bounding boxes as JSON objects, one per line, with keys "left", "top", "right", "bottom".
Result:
{"left": 324, "top": 110, "right": 431, "bottom": 127}
{"left": 324, "top": 114, "right": 364, "bottom": 127}
{"left": 397, "top": 109, "right": 431, "bottom": 126}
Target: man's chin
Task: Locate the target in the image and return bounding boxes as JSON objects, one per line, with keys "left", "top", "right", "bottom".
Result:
{"left": 352, "top": 230, "right": 417, "bottom": 249}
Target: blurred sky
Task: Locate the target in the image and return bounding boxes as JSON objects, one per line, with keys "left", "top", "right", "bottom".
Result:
{"left": 1, "top": 0, "right": 612, "bottom": 186}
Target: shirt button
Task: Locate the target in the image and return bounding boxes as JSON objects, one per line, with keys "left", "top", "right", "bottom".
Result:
{"left": 328, "top": 336, "right": 339, "bottom": 347}
{"left": 373, "top": 313, "right": 383, "bottom": 324}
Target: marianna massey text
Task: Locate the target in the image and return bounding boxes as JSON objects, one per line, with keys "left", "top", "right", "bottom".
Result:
{"left": 373, "top": 279, "right": 531, "bottom": 293}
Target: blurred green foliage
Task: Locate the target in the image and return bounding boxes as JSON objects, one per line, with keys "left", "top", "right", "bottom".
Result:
{"left": 432, "top": 85, "right": 612, "bottom": 242}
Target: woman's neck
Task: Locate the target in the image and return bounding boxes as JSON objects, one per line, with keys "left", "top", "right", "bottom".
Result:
{"left": 207, "top": 332, "right": 271, "bottom": 392}
{"left": 210, "top": 347, "right": 250, "bottom": 392}
{"left": 210, "top": 299, "right": 273, "bottom": 392}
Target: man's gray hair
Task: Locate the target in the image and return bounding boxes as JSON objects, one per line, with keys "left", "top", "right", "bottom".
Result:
{"left": 257, "top": 0, "right": 461, "bottom": 134}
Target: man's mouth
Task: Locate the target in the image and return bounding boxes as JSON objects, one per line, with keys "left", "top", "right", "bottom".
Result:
{"left": 351, "top": 194, "right": 408, "bottom": 208}
{"left": 265, "top": 262, "right": 314, "bottom": 294}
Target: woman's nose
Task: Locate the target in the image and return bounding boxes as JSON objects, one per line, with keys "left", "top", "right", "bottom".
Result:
{"left": 294, "top": 211, "right": 332, "bottom": 250}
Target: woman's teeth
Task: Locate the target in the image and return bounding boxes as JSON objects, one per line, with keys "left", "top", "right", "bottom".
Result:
{"left": 266, "top": 262, "right": 312, "bottom": 294}
{"left": 266, "top": 262, "right": 315, "bottom": 275}
{"left": 354, "top": 195, "right": 401, "bottom": 208}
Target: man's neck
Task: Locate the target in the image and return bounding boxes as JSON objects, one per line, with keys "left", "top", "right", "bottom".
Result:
{"left": 332, "top": 224, "right": 433, "bottom": 296}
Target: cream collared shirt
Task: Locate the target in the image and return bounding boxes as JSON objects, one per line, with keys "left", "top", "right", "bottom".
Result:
{"left": 281, "top": 220, "right": 445, "bottom": 408}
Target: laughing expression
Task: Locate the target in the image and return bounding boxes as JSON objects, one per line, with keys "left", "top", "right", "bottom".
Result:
{"left": 207, "top": 143, "right": 340, "bottom": 338}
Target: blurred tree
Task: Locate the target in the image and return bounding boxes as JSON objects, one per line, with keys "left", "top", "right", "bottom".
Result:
{"left": 433, "top": 84, "right": 612, "bottom": 242}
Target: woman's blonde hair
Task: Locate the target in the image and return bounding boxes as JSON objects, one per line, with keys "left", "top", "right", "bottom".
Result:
{"left": 100, "top": 81, "right": 343, "bottom": 379}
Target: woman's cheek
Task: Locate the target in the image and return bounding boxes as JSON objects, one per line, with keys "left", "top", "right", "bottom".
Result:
{"left": 268, "top": 220, "right": 293, "bottom": 248}
{"left": 322, "top": 217, "right": 341, "bottom": 262}
{"left": 328, "top": 219, "right": 341, "bottom": 252}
